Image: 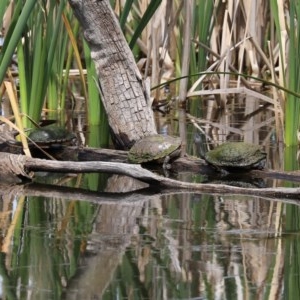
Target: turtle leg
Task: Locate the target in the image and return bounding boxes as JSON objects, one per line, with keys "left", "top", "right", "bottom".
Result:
{"left": 163, "top": 155, "right": 171, "bottom": 170}
{"left": 162, "top": 155, "right": 172, "bottom": 177}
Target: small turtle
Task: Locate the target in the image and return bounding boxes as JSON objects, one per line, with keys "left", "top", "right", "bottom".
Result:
{"left": 204, "top": 142, "right": 267, "bottom": 172}
{"left": 8, "top": 126, "right": 76, "bottom": 149}
{"left": 128, "top": 134, "right": 181, "bottom": 168}
{"left": 27, "top": 126, "right": 76, "bottom": 148}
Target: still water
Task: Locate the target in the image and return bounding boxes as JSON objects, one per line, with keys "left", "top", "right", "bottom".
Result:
{"left": 0, "top": 170, "right": 299, "bottom": 299}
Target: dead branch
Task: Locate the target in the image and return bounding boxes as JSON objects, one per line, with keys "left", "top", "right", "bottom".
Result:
{"left": 1, "top": 152, "right": 300, "bottom": 200}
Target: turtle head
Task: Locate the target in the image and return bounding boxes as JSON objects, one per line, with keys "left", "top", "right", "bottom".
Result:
{"left": 193, "top": 133, "right": 208, "bottom": 159}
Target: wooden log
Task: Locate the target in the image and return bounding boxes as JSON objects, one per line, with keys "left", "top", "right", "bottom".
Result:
{"left": 0, "top": 152, "right": 299, "bottom": 199}
{"left": 68, "top": 0, "right": 157, "bottom": 148}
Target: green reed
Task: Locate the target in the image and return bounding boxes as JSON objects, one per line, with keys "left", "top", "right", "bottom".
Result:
{"left": 0, "top": 1, "right": 106, "bottom": 128}
{"left": 0, "top": 1, "right": 69, "bottom": 126}
{"left": 0, "top": 0, "right": 10, "bottom": 30}
{"left": 0, "top": 0, "right": 36, "bottom": 86}
{"left": 286, "top": 2, "right": 300, "bottom": 146}
{"left": 270, "top": 0, "right": 300, "bottom": 146}
{"left": 128, "top": 0, "right": 162, "bottom": 49}
{"left": 189, "top": 1, "right": 214, "bottom": 115}
{"left": 190, "top": 1, "right": 214, "bottom": 78}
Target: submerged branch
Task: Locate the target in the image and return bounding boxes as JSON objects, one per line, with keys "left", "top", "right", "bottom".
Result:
{"left": 1, "top": 181, "right": 300, "bottom": 206}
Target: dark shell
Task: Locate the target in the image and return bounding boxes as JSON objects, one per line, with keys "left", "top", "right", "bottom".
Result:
{"left": 128, "top": 134, "right": 181, "bottom": 163}
{"left": 204, "top": 142, "right": 266, "bottom": 171}
{"left": 28, "top": 126, "right": 75, "bottom": 147}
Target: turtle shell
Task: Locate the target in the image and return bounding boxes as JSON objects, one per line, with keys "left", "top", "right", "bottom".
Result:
{"left": 28, "top": 126, "right": 76, "bottom": 148}
{"left": 128, "top": 134, "right": 181, "bottom": 164}
{"left": 204, "top": 142, "right": 266, "bottom": 171}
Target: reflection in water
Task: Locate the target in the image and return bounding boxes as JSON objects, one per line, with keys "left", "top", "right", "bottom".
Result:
{"left": 2, "top": 187, "right": 300, "bottom": 299}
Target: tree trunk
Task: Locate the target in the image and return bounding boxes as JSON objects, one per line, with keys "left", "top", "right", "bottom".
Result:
{"left": 68, "top": 0, "right": 157, "bottom": 149}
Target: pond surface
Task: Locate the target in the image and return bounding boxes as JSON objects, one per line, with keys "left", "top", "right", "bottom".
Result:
{"left": 0, "top": 169, "right": 299, "bottom": 299}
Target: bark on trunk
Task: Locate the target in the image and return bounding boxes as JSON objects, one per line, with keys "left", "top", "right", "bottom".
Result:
{"left": 68, "top": 0, "right": 157, "bottom": 149}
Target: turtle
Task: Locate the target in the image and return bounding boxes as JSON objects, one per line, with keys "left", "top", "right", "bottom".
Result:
{"left": 128, "top": 134, "right": 181, "bottom": 168}
{"left": 203, "top": 142, "right": 267, "bottom": 172}
{"left": 27, "top": 126, "right": 76, "bottom": 148}
{"left": 8, "top": 126, "right": 76, "bottom": 149}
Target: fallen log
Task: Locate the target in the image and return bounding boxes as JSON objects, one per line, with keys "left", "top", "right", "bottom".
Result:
{"left": 1, "top": 152, "right": 300, "bottom": 200}
{"left": 3, "top": 144, "right": 300, "bottom": 183}
{"left": 77, "top": 147, "right": 300, "bottom": 183}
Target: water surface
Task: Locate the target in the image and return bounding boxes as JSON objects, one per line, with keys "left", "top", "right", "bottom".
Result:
{"left": 0, "top": 173, "right": 299, "bottom": 299}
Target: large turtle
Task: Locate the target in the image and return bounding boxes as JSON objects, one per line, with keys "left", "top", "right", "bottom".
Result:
{"left": 204, "top": 142, "right": 267, "bottom": 172}
{"left": 128, "top": 134, "right": 181, "bottom": 168}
